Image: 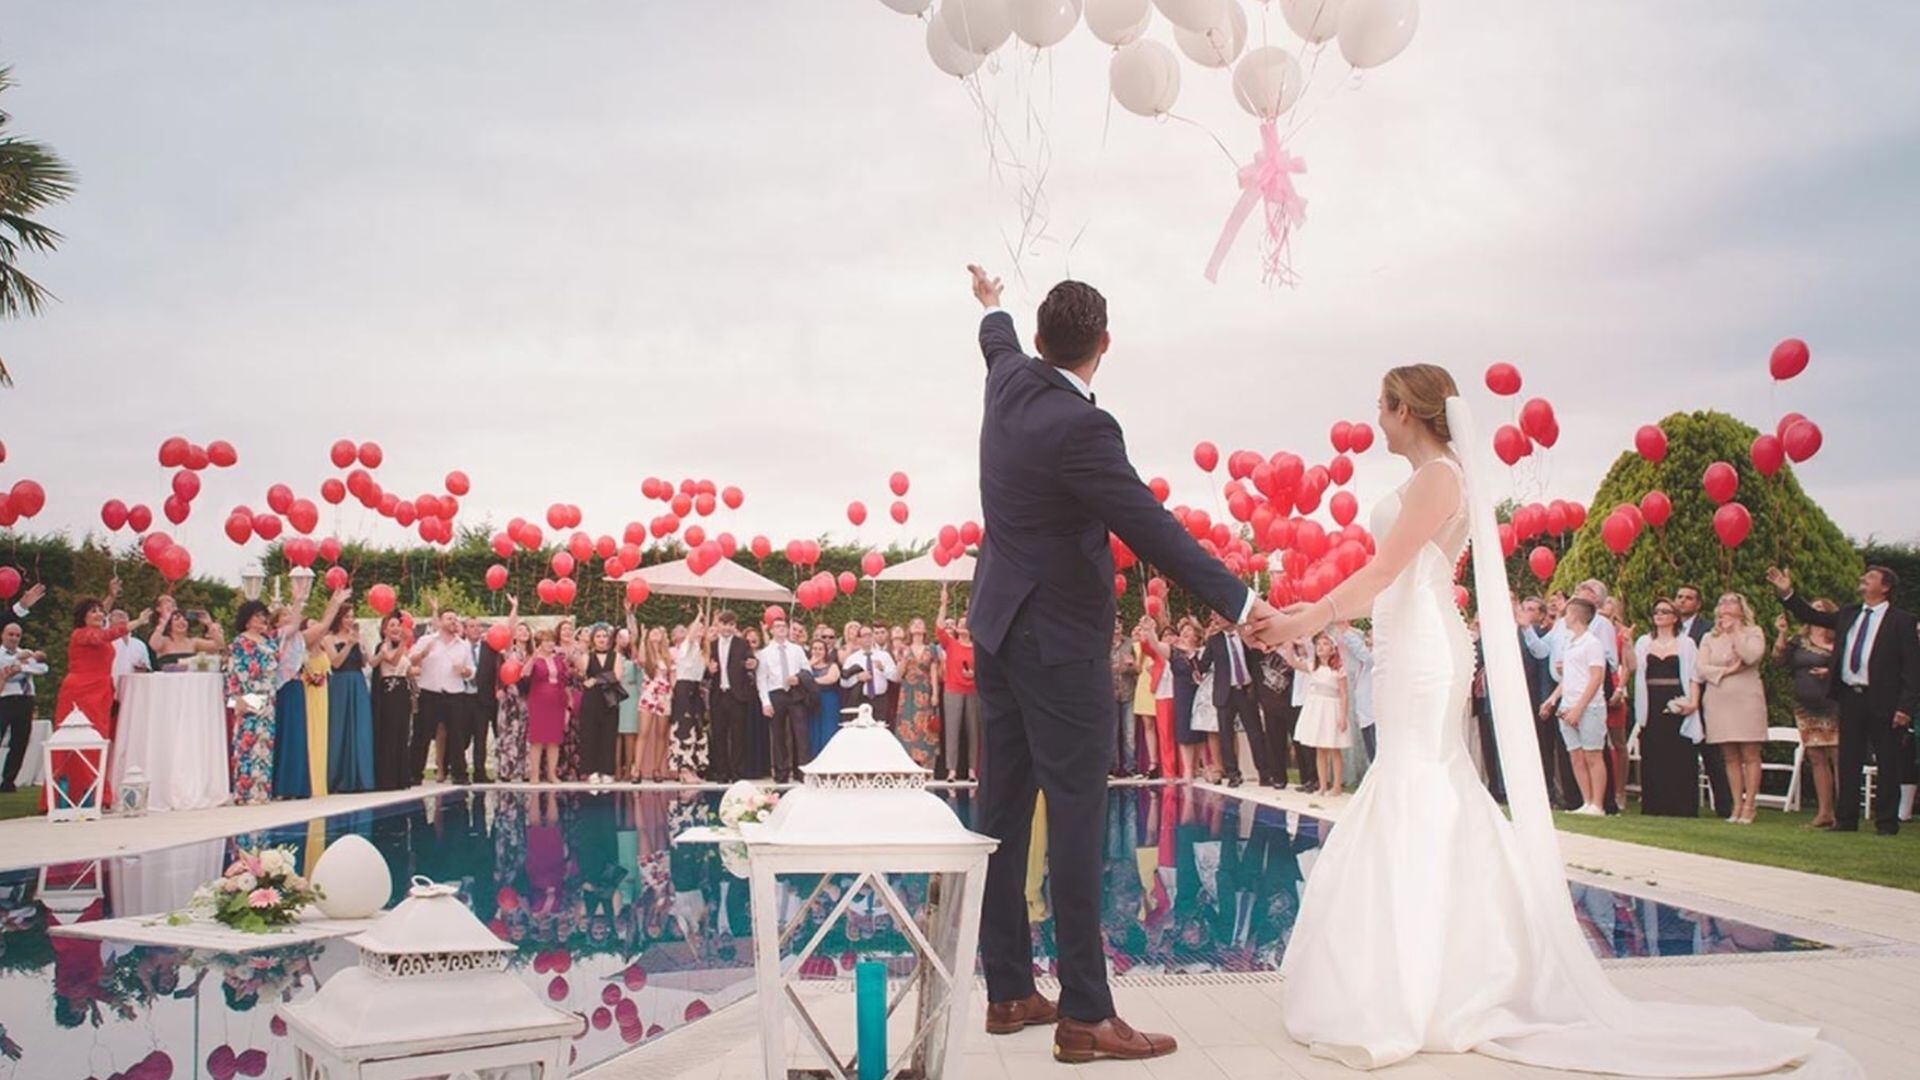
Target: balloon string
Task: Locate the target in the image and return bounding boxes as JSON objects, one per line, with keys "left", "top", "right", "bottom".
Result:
{"left": 1163, "top": 111, "right": 1240, "bottom": 170}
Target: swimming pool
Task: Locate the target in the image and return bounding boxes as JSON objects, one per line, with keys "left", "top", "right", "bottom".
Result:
{"left": 0, "top": 786, "right": 1826, "bottom": 1079}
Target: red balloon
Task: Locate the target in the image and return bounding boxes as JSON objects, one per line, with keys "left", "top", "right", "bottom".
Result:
{"left": 1497, "top": 522, "right": 1517, "bottom": 557}
{"left": 101, "top": 499, "right": 130, "bottom": 531}
{"left": 1295, "top": 520, "right": 1329, "bottom": 559}
{"left": 1484, "top": 363, "right": 1522, "bottom": 396}
{"left": 1634, "top": 424, "right": 1668, "bottom": 464}
{"left": 1329, "top": 491, "right": 1358, "bottom": 527}
{"left": 184, "top": 444, "right": 210, "bottom": 471}
{"left": 962, "top": 520, "right": 983, "bottom": 545}
{"left": 141, "top": 532, "right": 173, "bottom": 563}
{"left": 1328, "top": 454, "right": 1354, "bottom": 486}
{"left": 207, "top": 440, "right": 238, "bottom": 468}
{"left": 485, "top": 623, "right": 511, "bottom": 652}
{"left": 669, "top": 493, "right": 693, "bottom": 518}
{"left": 224, "top": 512, "right": 253, "bottom": 545}
{"left": 1769, "top": 338, "right": 1809, "bottom": 381}
{"left": 127, "top": 504, "right": 153, "bottom": 532}
{"left": 499, "top": 659, "right": 524, "bottom": 687}
{"left": 319, "top": 536, "right": 342, "bottom": 562}
{"left": 1493, "top": 424, "right": 1531, "bottom": 466}
{"left": 325, "top": 566, "right": 350, "bottom": 591}
{"left": 1528, "top": 545, "right": 1557, "bottom": 582}
{"left": 551, "top": 552, "right": 575, "bottom": 578}
{"left": 862, "top": 551, "right": 885, "bottom": 578}
{"left": 536, "top": 578, "right": 558, "bottom": 604}
{"left": 288, "top": 498, "right": 319, "bottom": 535}
{"left": 1639, "top": 490, "right": 1672, "bottom": 528}
{"left": 750, "top": 535, "right": 772, "bottom": 559}
{"left": 485, "top": 564, "right": 509, "bottom": 591}
{"left": 721, "top": 485, "right": 744, "bottom": 510}
{"left": 1193, "top": 441, "right": 1219, "bottom": 473}
{"left": 266, "top": 484, "right": 294, "bottom": 515}
{"left": 487, "top": 532, "right": 512, "bottom": 559}
{"left": 694, "top": 492, "right": 717, "bottom": 517}
{"left": 1329, "top": 421, "right": 1353, "bottom": 454}
{"left": 1775, "top": 412, "right": 1807, "bottom": 442}
{"left": 1114, "top": 573, "right": 1127, "bottom": 598}
{"left": 1348, "top": 423, "right": 1375, "bottom": 453}
{"left": 1782, "top": 419, "right": 1822, "bottom": 463}
{"left": 0, "top": 569, "right": 23, "bottom": 600}
{"left": 163, "top": 495, "right": 191, "bottom": 525}
{"left": 889, "top": 471, "right": 910, "bottom": 497}
{"left": 329, "top": 439, "right": 357, "bottom": 468}
{"left": 1750, "top": 434, "right": 1785, "bottom": 478}
{"left": 1518, "top": 398, "right": 1557, "bottom": 445}
{"left": 1713, "top": 502, "right": 1753, "bottom": 548}
{"left": 1601, "top": 510, "right": 1637, "bottom": 555}
{"left": 684, "top": 525, "right": 706, "bottom": 549}
{"left": 393, "top": 500, "right": 417, "bottom": 528}
{"left": 555, "top": 577, "right": 578, "bottom": 606}
{"left": 445, "top": 470, "right": 471, "bottom": 496}
{"left": 846, "top": 501, "right": 868, "bottom": 526}
{"left": 626, "top": 577, "right": 651, "bottom": 606}
{"left": 284, "top": 537, "right": 319, "bottom": 568}
{"left": 1545, "top": 502, "right": 1570, "bottom": 535}
{"left": 171, "top": 470, "right": 201, "bottom": 502}
{"left": 356, "top": 442, "right": 383, "bottom": 468}
{"left": 1147, "top": 477, "right": 1171, "bottom": 503}
{"left": 890, "top": 500, "right": 909, "bottom": 524}
{"left": 320, "top": 478, "right": 347, "bottom": 505}
{"left": 1453, "top": 584, "right": 1471, "bottom": 609}
{"left": 157, "top": 545, "right": 192, "bottom": 582}
{"left": 1702, "top": 461, "right": 1738, "bottom": 505}
{"left": 837, "top": 571, "right": 858, "bottom": 596}
{"left": 158, "top": 436, "right": 190, "bottom": 468}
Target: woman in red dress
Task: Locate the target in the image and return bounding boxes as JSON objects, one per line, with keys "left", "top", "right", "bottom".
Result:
{"left": 44, "top": 581, "right": 125, "bottom": 811}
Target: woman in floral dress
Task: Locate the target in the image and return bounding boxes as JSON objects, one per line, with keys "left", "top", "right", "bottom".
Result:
{"left": 668, "top": 615, "right": 711, "bottom": 783}
{"left": 227, "top": 601, "right": 281, "bottom": 805}
{"left": 894, "top": 618, "right": 941, "bottom": 770}
{"left": 495, "top": 620, "right": 533, "bottom": 782}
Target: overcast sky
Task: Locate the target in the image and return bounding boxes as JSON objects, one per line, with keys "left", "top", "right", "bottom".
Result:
{"left": 1, "top": 1, "right": 1915, "bottom": 581}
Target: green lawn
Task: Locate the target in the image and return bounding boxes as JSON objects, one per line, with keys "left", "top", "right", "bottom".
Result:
{"left": 0, "top": 786, "right": 42, "bottom": 821}
{"left": 1552, "top": 798, "right": 1920, "bottom": 893}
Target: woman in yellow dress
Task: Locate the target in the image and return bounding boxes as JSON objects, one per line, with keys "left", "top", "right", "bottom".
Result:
{"left": 302, "top": 647, "right": 331, "bottom": 797}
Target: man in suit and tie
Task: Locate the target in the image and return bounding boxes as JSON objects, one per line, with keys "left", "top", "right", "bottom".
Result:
{"left": 837, "top": 625, "right": 898, "bottom": 725}
{"left": 469, "top": 617, "right": 501, "bottom": 784}
{"left": 1770, "top": 565, "right": 1920, "bottom": 834}
{"left": 1675, "top": 583, "right": 1733, "bottom": 816}
{"left": 1196, "top": 614, "right": 1272, "bottom": 787}
{"left": 964, "top": 265, "right": 1280, "bottom": 1063}
{"left": 706, "top": 611, "right": 758, "bottom": 783}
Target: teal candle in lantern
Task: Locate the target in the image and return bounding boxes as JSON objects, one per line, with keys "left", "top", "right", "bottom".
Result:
{"left": 855, "top": 959, "right": 886, "bottom": 1080}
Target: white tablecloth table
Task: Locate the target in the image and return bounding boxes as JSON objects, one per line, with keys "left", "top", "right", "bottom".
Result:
{"left": 1, "top": 717, "right": 50, "bottom": 785}
{"left": 113, "top": 672, "right": 231, "bottom": 812}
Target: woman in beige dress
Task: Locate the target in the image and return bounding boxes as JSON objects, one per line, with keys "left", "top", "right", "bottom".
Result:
{"left": 1696, "top": 592, "right": 1769, "bottom": 824}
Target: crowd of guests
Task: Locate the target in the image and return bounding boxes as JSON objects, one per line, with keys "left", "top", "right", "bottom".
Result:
{"left": 4, "top": 561, "right": 1914, "bottom": 837}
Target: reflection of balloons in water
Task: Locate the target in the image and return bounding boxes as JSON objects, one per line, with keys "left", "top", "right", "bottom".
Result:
{"left": 1085, "top": 0, "right": 1151, "bottom": 45}
{"left": 1110, "top": 39, "right": 1181, "bottom": 117}
{"left": 1231, "top": 46, "right": 1303, "bottom": 119}
{"left": 1277, "top": 0, "right": 1346, "bottom": 43}
{"left": 1010, "top": 0, "right": 1083, "bottom": 48}
{"left": 1173, "top": 0, "right": 1246, "bottom": 68}
{"left": 1338, "top": 0, "right": 1419, "bottom": 69}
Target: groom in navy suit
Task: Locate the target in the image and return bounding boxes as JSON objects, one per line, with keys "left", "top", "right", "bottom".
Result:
{"left": 965, "top": 265, "right": 1278, "bottom": 1063}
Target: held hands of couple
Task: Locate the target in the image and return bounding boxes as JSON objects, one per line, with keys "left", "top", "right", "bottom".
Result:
{"left": 1243, "top": 598, "right": 1324, "bottom": 650}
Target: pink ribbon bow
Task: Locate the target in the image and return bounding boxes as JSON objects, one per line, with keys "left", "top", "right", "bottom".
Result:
{"left": 1204, "top": 121, "right": 1307, "bottom": 286}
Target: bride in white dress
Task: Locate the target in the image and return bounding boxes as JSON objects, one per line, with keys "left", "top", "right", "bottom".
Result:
{"left": 1260, "top": 365, "right": 1856, "bottom": 1077}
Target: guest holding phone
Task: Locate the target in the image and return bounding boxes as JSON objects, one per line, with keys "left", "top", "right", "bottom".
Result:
{"left": 149, "top": 607, "right": 224, "bottom": 669}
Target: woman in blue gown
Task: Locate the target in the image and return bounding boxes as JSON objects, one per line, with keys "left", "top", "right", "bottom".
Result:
{"left": 807, "top": 639, "right": 841, "bottom": 762}
{"left": 323, "top": 614, "right": 377, "bottom": 793}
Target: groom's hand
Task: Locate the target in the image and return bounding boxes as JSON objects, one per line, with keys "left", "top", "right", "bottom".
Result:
{"left": 1243, "top": 599, "right": 1287, "bottom": 649}
{"left": 967, "top": 264, "right": 1003, "bottom": 309}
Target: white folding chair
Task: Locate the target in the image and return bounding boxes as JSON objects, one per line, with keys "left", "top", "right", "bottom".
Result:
{"left": 1863, "top": 764, "right": 1879, "bottom": 819}
{"left": 1754, "top": 726, "right": 1804, "bottom": 813}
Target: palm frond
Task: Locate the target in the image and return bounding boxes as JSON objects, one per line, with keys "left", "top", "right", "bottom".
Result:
{"left": 0, "top": 259, "right": 55, "bottom": 318}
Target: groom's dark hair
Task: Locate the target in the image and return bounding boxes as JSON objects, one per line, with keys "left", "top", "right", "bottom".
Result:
{"left": 1035, "top": 280, "right": 1107, "bottom": 367}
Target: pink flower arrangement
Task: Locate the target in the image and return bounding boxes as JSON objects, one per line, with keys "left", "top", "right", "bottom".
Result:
{"left": 247, "top": 887, "right": 282, "bottom": 909}
{"left": 185, "top": 845, "right": 322, "bottom": 933}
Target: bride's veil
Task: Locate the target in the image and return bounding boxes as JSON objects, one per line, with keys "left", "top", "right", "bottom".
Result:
{"left": 1442, "top": 396, "right": 1858, "bottom": 1079}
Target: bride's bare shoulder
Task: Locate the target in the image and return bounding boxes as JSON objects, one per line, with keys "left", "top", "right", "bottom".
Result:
{"left": 1401, "top": 458, "right": 1463, "bottom": 517}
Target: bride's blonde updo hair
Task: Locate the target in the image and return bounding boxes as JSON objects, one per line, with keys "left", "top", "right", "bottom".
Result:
{"left": 1382, "top": 364, "right": 1460, "bottom": 444}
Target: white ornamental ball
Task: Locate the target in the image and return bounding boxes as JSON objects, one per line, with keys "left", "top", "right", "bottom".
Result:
{"left": 311, "top": 834, "right": 393, "bottom": 919}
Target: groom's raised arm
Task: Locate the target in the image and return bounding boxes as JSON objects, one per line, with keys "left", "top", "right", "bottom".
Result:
{"left": 979, "top": 309, "right": 1025, "bottom": 372}
{"left": 1059, "top": 409, "right": 1255, "bottom": 622}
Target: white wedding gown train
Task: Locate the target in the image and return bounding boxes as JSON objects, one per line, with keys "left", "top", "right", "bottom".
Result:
{"left": 1277, "top": 401, "right": 1857, "bottom": 1078}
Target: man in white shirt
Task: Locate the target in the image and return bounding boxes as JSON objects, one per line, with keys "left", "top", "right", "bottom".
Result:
{"left": 839, "top": 625, "right": 899, "bottom": 725}
{"left": 0, "top": 621, "right": 49, "bottom": 791}
{"left": 757, "top": 619, "right": 814, "bottom": 783}
{"left": 1542, "top": 598, "right": 1609, "bottom": 816}
{"left": 409, "top": 610, "right": 475, "bottom": 784}
{"left": 109, "top": 610, "right": 152, "bottom": 677}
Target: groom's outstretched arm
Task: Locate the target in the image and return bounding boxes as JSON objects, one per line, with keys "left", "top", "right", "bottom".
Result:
{"left": 969, "top": 264, "right": 1023, "bottom": 371}
{"left": 1059, "top": 408, "right": 1254, "bottom": 623}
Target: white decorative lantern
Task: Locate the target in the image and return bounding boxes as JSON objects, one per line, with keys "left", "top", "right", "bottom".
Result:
{"left": 311, "top": 834, "right": 394, "bottom": 919}
{"left": 114, "top": 764, "right": 151, "bottom": 818}
{"left": 241, "top": 561, "right": 266, "bottom": 601}
{"left": 279, "top": 877, "right": 582, "bottom": 1079}
{"left": 36, "top": 859, "right": 104, "bottom": 924}
{"left": 42, "top": 710, "right": 109, "bottom": 822}
{"left": 678, "top": 705, "right": 998, "bottom": 1079}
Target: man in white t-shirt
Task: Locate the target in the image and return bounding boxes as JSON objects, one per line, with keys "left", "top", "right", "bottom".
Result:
{"left": 1541, "top": 598, "right": 1608, "bottom": 816}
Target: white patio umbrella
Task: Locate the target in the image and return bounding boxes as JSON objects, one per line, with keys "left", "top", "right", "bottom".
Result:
{"left": 873, "top": 551, "right": 977, "bottom": 583}
{"left": 606, "top": 557, "right": 794, "bottom": 603}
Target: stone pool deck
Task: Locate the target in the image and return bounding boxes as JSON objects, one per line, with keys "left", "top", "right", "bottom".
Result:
{"left": 5, "top": 780, "right": 1916, "bottom": 1078}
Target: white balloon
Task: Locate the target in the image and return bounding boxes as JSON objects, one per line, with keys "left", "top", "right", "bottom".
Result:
{"left": 1109, "top": 38, "right": 1182, "bottom": 116}
{"left": 1152, "top": 0, "right": 1226, "bottom": 33}
{"left": 1337, "top": 0, "right": 1417, "bottom": 69}
{"left": 1276, "top": 0, "right": 1344, "bottom": 44}
{"left": 1010, "top": 0, "right": 1083, "bottom": 48}
{"left": 1085, "top": 0, "right": 1151, "bottom": 46}
{"left": 1231, "top": 45, "right": 1304, "bottom": 119}
{"left": 310, "top": 834, "right": 393, "bottom": 919}
{"left": 1173, "top": 0, "right": 1247, "bottom": 68}
{"left": 941, "top": 0, "right": 1014, "bottom": 54}
{"left": 879, "top": 0, "right": 933, "bottom": 14}
{"left": 927, "top": 13, "right": 987, "bottom": 76}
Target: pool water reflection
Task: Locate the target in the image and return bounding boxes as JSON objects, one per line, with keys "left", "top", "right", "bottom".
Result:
{"left": 0, "top": 786, "right": 1825, "bottom": 1080}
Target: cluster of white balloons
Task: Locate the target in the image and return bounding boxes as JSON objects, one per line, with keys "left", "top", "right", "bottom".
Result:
{"left": 891, "top": 0, "right": 1418, "bottom": 118}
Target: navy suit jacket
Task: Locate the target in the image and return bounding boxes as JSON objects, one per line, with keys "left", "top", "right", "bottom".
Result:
{"left": 968, "top": 310, "right": 1249, "bottom": 665}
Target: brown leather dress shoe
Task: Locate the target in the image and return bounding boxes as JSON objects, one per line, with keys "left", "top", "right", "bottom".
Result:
{"left": 1053, "top": 1016, "right": 1178, "bottom": 1062}
{"left": 984, "top": 992, "right": 1059, "bottom": 1035}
